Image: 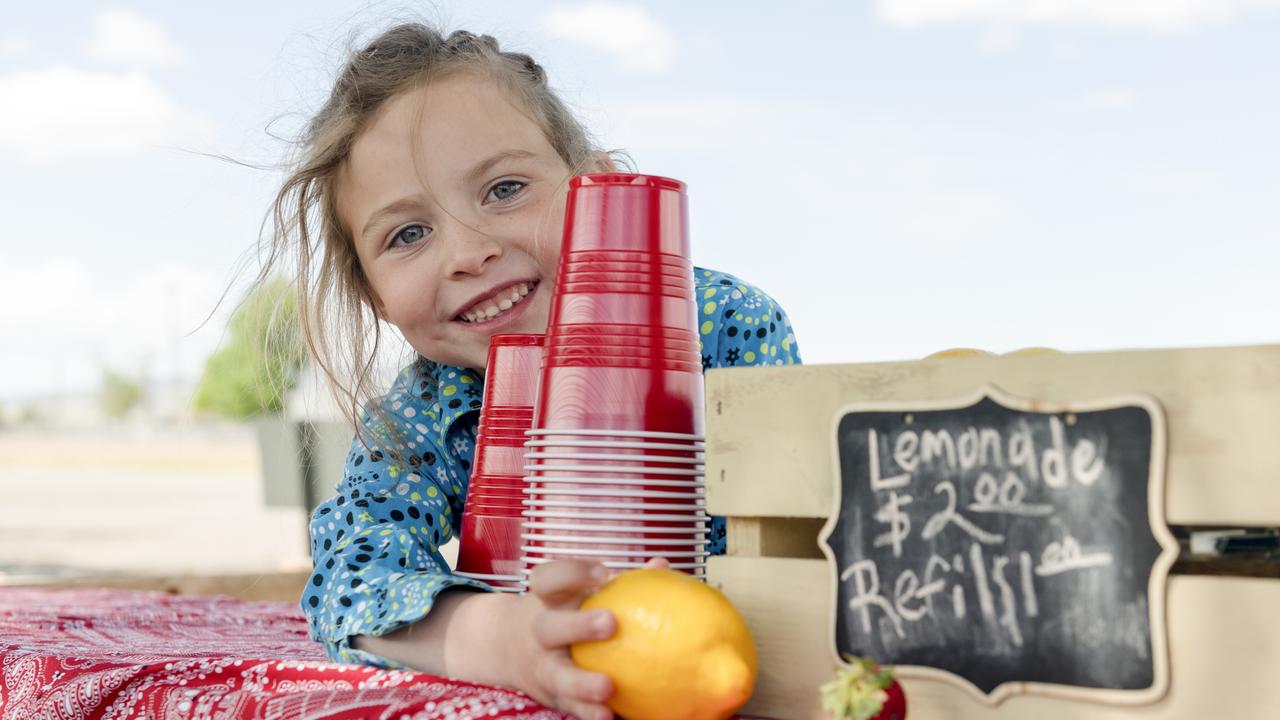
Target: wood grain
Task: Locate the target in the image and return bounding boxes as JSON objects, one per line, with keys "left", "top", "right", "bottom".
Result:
{"left": 709, "top": 556, "right": 1280, "bottom": 719}
{"left": 706, "top": 345, "right": 1280, "bottom": 526}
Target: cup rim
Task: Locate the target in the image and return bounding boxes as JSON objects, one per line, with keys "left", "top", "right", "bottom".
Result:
{"left": 468, "top": 473, "right": 527, "bottom": 483}
{"left": 482, "top": 407, "right": 535, "bottom": 415}
{"left": 526, "top": 428, "right": 705, "bottom": 441}
{"left": 520, "top": 533, "right": 706, "bottom": 546}
{"left": 554, "top": 281, "right": 694, "bottom": 294}
{"left": 562, "top": 247, "right": 691, "bottom": 261}
{"left": 542, "top": 340, "right": 699, "bottom": 351}
{"left": 453, "top": 570, "right": 525, "bottom": 582}
{"left": 517, "top": 548, "right": 711, "bottom": 561}
{"left": 521, "top": 509, "right": 710, "bottom": 522}
{"left": 571, "top": 172, "right": 685, "bottom": 191}
{"left": 520, "top": 521, "right": 708, "bottom": 534}
{"left": 520, "top": 558, "right": 708, "bottom": 573}
{"left": 524, "top": 439, "right": 705, "bottom": 453}
{"left": 540, "top": 356, "right": 702, "bottom": 372}
{"left": 524, "top": 451, "right": 704, "bottom": 466}
{"left": 520, "top": 546, "right": 710, "bottom": 559}
{"left": 524, "top": 487, "right": 704, "bottom": 500}
{"left": 524, "top": 476, "right": 704, "bottom": 488}
{"left": 488, "top": 333, "right": 546, "bottom": 347}
{"left": 523, "top": 499, "right": 706, "bottom": 510}
{"left": 561, "top": 250, "right": 692, "bottom": 264}
{"left": 525, "top": 463, "right": 704, "bottom": 477}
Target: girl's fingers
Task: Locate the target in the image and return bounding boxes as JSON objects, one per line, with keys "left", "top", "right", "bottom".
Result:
{"left": 528, "top": 559, "right": 607, "bottom": 608}
{"left": 536, "top": 655, "right": 614, "bottom": 710}
{"left": 561, "top": 700, "right": 614, "bottom": 720}
{"left": 533, "top": 607, "right": 615, "bottom": 649}
{"left": 643, "top": 556, "right": 670, "bottom": 569}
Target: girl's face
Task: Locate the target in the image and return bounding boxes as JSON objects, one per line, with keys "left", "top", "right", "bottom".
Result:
{"left": 337, "top": 74, "right": 585, "bottom": 371}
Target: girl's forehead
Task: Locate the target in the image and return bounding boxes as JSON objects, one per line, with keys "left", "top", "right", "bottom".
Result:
{"left": 350, "top": 76, "right": 551, "bottom": 179}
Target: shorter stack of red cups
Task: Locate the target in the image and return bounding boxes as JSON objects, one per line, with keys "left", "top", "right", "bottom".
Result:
{"left": 521, "top": 173, "right": 709, "bottom": 582}
{"left": 454, "top": 334, "right": 546, "bottom": 592}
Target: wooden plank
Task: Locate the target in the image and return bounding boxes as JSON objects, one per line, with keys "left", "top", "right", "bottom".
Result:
{"left": 727, "top": 517, "right": 826, "bottom": 559}
{"left": 706, "top": 345, "right": 1280, "bottom": 526}
{"left": 709, "top": 556, "right": 1280, "bottom": 720}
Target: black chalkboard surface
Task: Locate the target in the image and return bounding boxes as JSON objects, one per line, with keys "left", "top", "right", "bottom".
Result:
{"left": 819, "top": 387, "right": 1177, "bottom": 704}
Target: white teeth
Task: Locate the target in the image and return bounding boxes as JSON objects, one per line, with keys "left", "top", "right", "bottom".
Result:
{"left": 459, "top": 281, "right": 535, "bottom": 323}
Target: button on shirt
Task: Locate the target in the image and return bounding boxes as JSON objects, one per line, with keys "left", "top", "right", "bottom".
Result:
{"left": 304, "top": 266, "right": 801, "bottom": 667}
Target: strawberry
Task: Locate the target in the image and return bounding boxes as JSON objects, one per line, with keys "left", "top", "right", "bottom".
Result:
{"left": 819, "top": 654, "right": 907, "bottom": 720}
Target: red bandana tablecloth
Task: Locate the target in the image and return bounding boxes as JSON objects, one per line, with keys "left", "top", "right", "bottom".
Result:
{"left": 0, "top": 587, "right": 569, "bottom": 720}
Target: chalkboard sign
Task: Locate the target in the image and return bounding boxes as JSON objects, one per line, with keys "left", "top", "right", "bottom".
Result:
{"left": 818, "top": 387, "right": 1178, "bottom": 705}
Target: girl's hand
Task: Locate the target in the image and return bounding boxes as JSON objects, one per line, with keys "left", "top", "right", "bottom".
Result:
{"left": 507, "top": 560, "right": 616, "bottom": 720}
{"left": 504, "top": 557, "right": 671, "bottom": 719}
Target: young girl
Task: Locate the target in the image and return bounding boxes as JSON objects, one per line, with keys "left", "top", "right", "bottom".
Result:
{"left": 271, "top": 24, "right": 801, "bottom": 719}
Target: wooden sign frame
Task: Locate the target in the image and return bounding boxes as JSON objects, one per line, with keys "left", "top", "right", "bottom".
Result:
{"left": 818, "top": 384, "right": 1180, "bottom": 706}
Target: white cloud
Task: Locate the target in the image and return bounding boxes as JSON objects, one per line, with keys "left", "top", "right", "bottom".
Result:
{"left": 542, "top": 2, "right": 676, "bottom": 73}
{"left": 0, "top": 257, "right": 228, "bottom": 399}
{"left": 877, "top": 0, "right": 1280, "bottom": 32}
{"left": 1069, "top": 88, "right": 1138, "bottom": 113}
{"left": 977, "top": 25, "right": 1021, "bottom": 53}
{"left": 0, "top": 66, "right": 212, "bottom": 160}
{"left": 0, "top": 31, "right": 32, "bottom": 60}
{"left": 84, "top": 8, "right": 184, "bottom": 66}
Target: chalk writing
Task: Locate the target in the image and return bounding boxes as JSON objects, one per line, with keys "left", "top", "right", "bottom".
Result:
{"left": 827, "top": 396, "right": 1166, "bottom": 695}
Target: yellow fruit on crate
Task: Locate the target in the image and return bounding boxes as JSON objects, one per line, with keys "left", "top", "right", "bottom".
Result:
{"left": 570, "top": 568, "right": 757, "bottom": 720}
{"left": 1005, "top": 346, "right": 1061, "bottom": 356}
{"left": 923, "top": 347, "right": 995, "bottom": 360}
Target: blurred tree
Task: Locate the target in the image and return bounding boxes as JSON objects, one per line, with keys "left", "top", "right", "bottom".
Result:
{"left": 194, "top": 278, "right": 306, "bottom": 419}
{"left": 101, "top": 369, "right": 145, "bottom": 418}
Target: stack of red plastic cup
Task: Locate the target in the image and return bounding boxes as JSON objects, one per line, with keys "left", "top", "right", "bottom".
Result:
{"left": 455, "top": 334, "right": 545, "bottom": 592}
{"left": 521, "top": 174, "right": 709, "bottom": 582}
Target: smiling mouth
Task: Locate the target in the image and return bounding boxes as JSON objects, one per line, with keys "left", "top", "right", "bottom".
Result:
{"left": 456, "top": 280, "right": 539, "bottom": 324}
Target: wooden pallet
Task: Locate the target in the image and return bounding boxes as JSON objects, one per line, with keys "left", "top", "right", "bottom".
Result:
{"left": 706, "top": 345, "right": 1280, "bottom": 719}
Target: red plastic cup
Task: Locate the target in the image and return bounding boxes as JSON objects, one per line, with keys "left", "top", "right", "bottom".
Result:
{"left": 520, "top": 173, "right": 709, "bottom": 579}
{"left": 549, "top": 293, "right": 697, "bottom": 334}
{"left": 534, "top": 365, "right": 704, "bottom": 434}
{"left": 558, "top": 174, "right": 689, "bottom": 255}
{"left": 560, "top": 247, "right": 693, "bottom": 269}
{"left": 465, "top": 473, "right": 525, "bottom": 495}
{"left": 481, "top": 334, "right": 544, "bottom": 407}
{"left": 456, "top": 512, "right": 524, "bottom": 577}
{"left": 472, "top": 441, "right": 532, "bottom": 477}
{"left": 546, "top": 174, "right": 697, "bottom": 331}
{"left": 456, "top": 335, "right": 542, "bottom": 580}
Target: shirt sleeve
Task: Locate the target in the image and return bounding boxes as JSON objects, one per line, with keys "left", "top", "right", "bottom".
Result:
{"left": 698, "top": 274, "right": 802, "bottom": 370}
{"left": 301, "top": 405, "right": 490, "bottom": 668}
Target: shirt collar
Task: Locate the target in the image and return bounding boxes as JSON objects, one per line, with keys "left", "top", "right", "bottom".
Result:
{"left": 416, "top": 357, "right": 484, "bottom": 445}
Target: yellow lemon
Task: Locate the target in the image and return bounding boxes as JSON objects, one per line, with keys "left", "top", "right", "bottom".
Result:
{"left": 571, "top": 568, "right": 757, "bottom": 720}
{"left": 1005, "top": 346, "right": 1061, "bottom": 356}
{"left": 924, "top": 347, "right": 995, "bottom": 360}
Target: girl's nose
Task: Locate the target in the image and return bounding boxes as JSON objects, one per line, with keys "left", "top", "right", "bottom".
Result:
{"left": 443, "top": 224, "right": 503, "bottom": 278}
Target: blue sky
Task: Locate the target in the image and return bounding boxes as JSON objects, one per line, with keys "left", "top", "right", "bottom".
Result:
{"left": 2, "top": 1, "right": 1278, "bottom": 400}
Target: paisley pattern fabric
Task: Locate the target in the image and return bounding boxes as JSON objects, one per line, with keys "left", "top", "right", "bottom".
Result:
{"left": 0, "top": 587, "right": 570, "bottom": 719}
{"left": 305, "top": 267, "right": 803, "bottom": 667}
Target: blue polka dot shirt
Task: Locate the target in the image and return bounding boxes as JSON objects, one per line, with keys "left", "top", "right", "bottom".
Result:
{"left": 303, "top": 267, "right": 802, "bottom": 667}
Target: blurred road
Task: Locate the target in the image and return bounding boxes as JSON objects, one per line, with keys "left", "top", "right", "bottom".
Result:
{"left": 0, "top": 425, "right": 311, "bottom": 581}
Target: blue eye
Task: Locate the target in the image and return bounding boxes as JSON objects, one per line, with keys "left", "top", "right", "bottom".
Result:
{"left": 390, "top": 224, "right": 429, "bottom": 248}
{"left": 486, "top": 180, "right": 526, "bottom": 203}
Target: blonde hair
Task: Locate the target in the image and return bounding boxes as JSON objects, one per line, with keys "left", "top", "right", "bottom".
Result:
{"left": 262, "top": 24, "right": 604, "bottom": 438}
